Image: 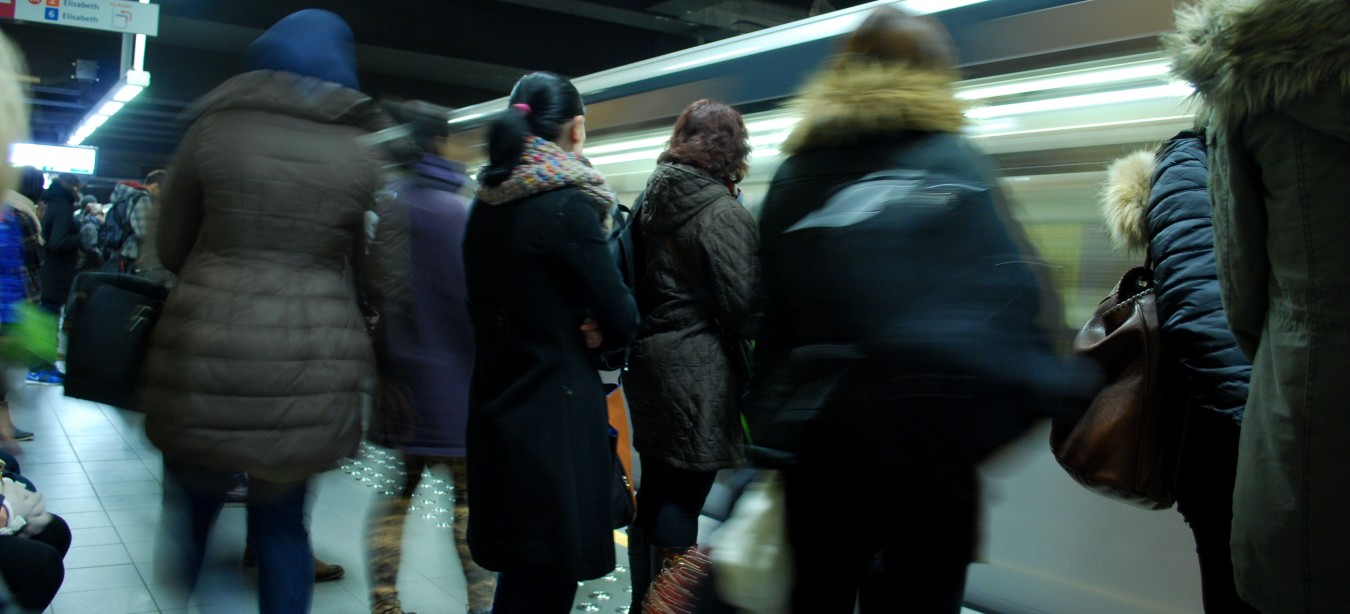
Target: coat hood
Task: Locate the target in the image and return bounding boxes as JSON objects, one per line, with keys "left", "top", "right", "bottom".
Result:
{"left": 639, "top": 163, "right": 732, "bottom": 235}
{"left": 243, "top": 9, "right": 359, "bottom": 91}
{"left": 1099, "top": 150, "right": 1156, "bottom": 253}
{"left": 186, "top": 71, "right": 391, "bottom": 135}
{"left": 5, "top": 190, "right": 38, "bottom": 226}
{"left": 413, "top": 154, "right": 468, "bottom": 194}
{"left": 110, "top": 181, "right": 148, "bottom": 206}
{"left": 782, "top": 57, "right": 965, "bottom": 154}
{"left": 1165, "top": 0, "right": 1350, "bottom": 124}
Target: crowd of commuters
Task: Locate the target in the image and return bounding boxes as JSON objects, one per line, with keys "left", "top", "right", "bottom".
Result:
{"left": 0, "top": 0, "right": 1344, "bottom": 612}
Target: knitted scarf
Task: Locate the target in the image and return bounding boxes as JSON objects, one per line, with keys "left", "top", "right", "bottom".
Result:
{"left": 476, "top": 135, "right": 618, "bottom": 233}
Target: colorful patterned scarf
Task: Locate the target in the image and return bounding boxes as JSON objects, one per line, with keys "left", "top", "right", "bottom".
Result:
{"left": 476, "top": 135, "right": 618, "bottom": 233}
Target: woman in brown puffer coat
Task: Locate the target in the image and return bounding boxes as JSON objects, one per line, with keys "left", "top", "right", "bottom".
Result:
{"left": 137, "top": 10, "right": 406, "bottom": 614}
{"left": 623, "top": 99, "right": 758, "bottom": 607}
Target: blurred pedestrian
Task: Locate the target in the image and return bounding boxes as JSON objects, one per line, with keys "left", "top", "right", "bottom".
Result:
{"left": 364, "top": 100, "right": 496, "bottom": 614}
{"left": 623, "top": 99, "right": 757, "bottom": 606}
{"left": 138, "top": 10, "right": 406, "bottom": 614}
{"left": 1168, "top": 0, "right": 1350, "bottom": 610}
{"left": 29, "top": 172, "right": 81, "bottom": 386}
{"left": 134, "top": 169, "right": 172, "bottom": 285}
{"left": 462, "top": 71, "right": 638, "bottom": 614}
{"left": 754, "top": 7, "right": 1091, "bottom": 612}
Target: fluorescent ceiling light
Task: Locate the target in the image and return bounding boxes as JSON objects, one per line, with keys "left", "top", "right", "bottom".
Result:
{"left": 662, "top": 47, "right": 761, "bottom": 72}
{"left": 66, "top": 69, "right": 151, "bottom": 144}
{"left": 957, "top": 62, "right": 1172, "bottom": 100}
{"left": 902, "top": 0, "right": 993, "bottom": 13}
{"left": 587, "top": 135, "right": 668, "bottom": 156}
{"left": 969, "top": 114, "right": 1195, "bottom": 140}
{"left": 124, "top": 69, "right": 151, "bottom": 87}
{"left": 113, "top": 84, "right": 144, "bottom": 103}
{"left": 965, "top": 83, "right": 1194, "bottom": 119}
{"left": 590, "top": 148, "right": 664, "bottom": 166}
{"left": 745, "top": 116, "right": 799, "bottom": 133}
{"left": 448, "top": 111, "right": 487, "bottom": 125}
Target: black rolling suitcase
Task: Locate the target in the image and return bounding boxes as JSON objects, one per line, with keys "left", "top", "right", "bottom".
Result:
{"left": 63, "top": 272, "right": 169, "bottom": 409}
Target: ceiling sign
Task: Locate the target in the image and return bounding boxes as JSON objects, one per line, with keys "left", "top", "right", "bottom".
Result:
{"left": 9, "top": 142, "right": 97, "bottom": 175}
{"left": 1, "top": 0, "right": 159, "bottom": 37}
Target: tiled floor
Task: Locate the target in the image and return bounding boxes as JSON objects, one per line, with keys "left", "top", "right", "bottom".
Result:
{"left": 7, "top": 375, "right": 481, "bottom": 614}
{"left": 11, "top": 375, "right": 986, "bottom": 614}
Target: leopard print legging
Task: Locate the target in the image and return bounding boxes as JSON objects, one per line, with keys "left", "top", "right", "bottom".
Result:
{"left": 367, "top": 455, "right": 496, "bottom": 614}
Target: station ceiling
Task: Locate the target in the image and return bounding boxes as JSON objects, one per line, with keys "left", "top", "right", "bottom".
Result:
{"left": 3, "top": 0, "right": 867, "bottom": 180}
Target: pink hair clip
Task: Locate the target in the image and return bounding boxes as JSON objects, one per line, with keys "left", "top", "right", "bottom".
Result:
{"left": 512, "top": 103, "right": 531, "bottom": 114}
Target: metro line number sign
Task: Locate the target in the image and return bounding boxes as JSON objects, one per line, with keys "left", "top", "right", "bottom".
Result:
{"left": 0, "top": 0, "right": 160, "bottom": 37}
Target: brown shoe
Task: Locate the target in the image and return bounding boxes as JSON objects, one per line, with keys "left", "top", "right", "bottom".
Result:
{"left": 243, "top": 546, "right": 345, "bottom": 582}
{"left": 314, "top": 558, "right": 345, "bottom": 582}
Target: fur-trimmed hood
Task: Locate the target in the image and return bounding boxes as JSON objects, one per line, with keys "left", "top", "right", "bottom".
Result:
{"left": 782, "top": 57, "right": 965, "bottom": 154}
{"left": 1100, "top": 150, "right": 1156, "bottom": 253}
{"left": 1165, "top": 0, "right": 1350, "bottom": 123}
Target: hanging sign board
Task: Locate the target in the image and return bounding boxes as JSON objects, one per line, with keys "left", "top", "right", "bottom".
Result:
{"left": 9, "top": 142, "right": 97, "bottom": 175}
{"left": 0, "top": 1, "right": 160, "bottom": 37}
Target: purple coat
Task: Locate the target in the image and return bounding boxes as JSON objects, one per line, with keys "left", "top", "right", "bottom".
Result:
{"left": 368, "top": 155, "right": 474, "bottom": 457}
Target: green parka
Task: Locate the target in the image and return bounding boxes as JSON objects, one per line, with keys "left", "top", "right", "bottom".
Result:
{"left": 1168, "top": 1, "right": 1350, "bottom": 611}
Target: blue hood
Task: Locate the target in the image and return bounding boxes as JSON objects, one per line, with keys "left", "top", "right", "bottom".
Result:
{"left": 243, "top": 9, "right": 359, "bottom": 91}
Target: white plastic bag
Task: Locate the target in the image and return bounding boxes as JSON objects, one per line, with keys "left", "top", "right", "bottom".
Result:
{"left": 709, "top": 470, "right": 793, "bottom": 614}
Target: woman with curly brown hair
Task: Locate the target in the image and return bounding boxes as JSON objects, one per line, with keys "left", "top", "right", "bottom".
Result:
{"left": 622, "top": 98, "right": 758, "bottom": 606}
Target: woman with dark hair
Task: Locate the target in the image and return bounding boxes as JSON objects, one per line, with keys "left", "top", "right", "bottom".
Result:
{"left": 622, "top": 98, "right": 757, "bottom": 606}
{"left": 462, "top": 71, "right": 638, "bottom": 613}
{"left": 365, "top": 100, "right": 496, "bottom": 614}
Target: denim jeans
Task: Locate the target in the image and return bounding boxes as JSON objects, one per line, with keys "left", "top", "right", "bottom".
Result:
{"left": 160, "top": 462, "right": 312, "bottom": 614}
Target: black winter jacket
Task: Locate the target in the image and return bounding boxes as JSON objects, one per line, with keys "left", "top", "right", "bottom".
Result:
{"left": 1102, "top": 132, "right": 1250, "bottom": 423}
{"left": 624, "top": 163, "right": 757, "bottom": 472}
{"left": 38, "top": 183, "right": 81, "bottom": 306}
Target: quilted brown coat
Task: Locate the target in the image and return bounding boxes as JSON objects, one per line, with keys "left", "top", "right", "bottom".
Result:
{"left": 138, "top": 71, "right": 406, "bottom": 483}
{"left": 624, "top": 163, "right": 757, "bottom": 471}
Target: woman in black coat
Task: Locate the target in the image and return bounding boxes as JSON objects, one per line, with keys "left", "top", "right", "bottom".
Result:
{"left": 1100, "top": 132, "right": 1257, "bottom": 613}
{"left": 31, "top": 173, "right": 81, "bottom": 385}
{"left": 623, "top": 99, "right": 757, "bottom": 606}
{"left": 462, "top": 72, "right": 638, "bottom": 614}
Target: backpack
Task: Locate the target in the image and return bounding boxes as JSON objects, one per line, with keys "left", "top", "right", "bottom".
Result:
{"left": 747, "top": 168, "right": 1086, "bottom": 468}
{"left": 98, "top": 182, "right": 147, "bottom": 265}
{"left": 598, "top": 191, "right": 646, "bottom": 371}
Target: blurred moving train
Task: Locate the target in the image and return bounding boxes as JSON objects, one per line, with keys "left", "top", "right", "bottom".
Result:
{"left": 450, "top": 1, "right": 1207, "bottom": 612}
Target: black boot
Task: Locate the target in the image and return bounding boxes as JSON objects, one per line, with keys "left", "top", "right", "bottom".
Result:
{"left": 628, "top": 526, "right": 653, "bottom": 610}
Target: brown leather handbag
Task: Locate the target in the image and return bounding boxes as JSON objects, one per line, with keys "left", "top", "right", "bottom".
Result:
{"left": 1050, "top": 265, "right": 1189, "bottom": 510}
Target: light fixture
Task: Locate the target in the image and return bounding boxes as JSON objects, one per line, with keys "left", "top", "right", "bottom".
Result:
{"left": 586, "top": 57, "right": 1190, "bottom": 172}
{"left": 446, "top": 0, "right": 995, "bottom": 125}
{"left": 448, "top": 111, "right": 488, "bottom": 125}
{"left": 67, "top": 69, "right": 150, "bottom": 146}
{"left": 965, "top": 83, "right": 1194, "bottom": 119}
{"left": 957, "top": 62, "right": 1172, "bottom": 101}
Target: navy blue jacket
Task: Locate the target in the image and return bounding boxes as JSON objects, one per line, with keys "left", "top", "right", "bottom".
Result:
{"left": 1147, "top": 133, "right": 1250, "bottom": 423}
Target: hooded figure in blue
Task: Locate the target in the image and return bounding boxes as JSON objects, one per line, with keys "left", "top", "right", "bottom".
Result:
{"left": 140, "top": 10, "right": 407, "bottom": 614}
